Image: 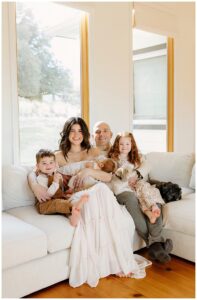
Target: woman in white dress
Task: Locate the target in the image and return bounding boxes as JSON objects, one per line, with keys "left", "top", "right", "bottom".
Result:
{"left": 55, "top": 117, "right": 151, "bottom": 287}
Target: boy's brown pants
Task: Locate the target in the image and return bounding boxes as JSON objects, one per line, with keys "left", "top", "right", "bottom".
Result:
{"left": 35, "top": 198, "right": 72, "bottom": 215}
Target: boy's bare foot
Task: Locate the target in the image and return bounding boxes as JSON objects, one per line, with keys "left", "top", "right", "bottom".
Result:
{"left": 75, "top": 194, "right": 89, "bottom": 210}
{"left": 69, "top": 207, "right": 81, "bottom": 227}
{"left": 69, "top": 194, "right": 89, "bottom": 227}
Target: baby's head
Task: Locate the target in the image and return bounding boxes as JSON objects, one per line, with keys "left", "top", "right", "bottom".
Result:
{"left": 98, "top": 158, "right": 117, "bottom": 173}
{"left": 36, "top": 149, "right": 56, "bottom": 175}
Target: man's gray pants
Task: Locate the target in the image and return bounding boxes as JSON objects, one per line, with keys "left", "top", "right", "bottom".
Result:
{"left": 116, "top": 191, "right": 164, "bottom": 246}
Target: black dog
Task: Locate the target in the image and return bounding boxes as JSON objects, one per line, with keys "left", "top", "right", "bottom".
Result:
{"left": 148, "top": 178, "right": 182, "bottom": 203}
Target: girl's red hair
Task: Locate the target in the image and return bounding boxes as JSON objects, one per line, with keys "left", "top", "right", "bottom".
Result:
{"left": 108, "top": 132, "right": 142, "bottom": 167}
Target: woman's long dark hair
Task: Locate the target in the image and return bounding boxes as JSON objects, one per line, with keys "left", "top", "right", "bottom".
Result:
{"left": 59, "top": 117, "right": 91, "bottom": 160}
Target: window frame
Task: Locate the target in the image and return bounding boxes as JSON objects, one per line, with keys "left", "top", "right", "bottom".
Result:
{"left": 167, "top": 37, "right": 174, "bottom": 152}
{"left": 132, "top": 28, "right": 174, "bottom": 153}
{"left": 6, "top": 3, "right": 20, "bottom": 164}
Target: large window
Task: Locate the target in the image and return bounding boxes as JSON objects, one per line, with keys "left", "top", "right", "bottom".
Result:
{"left": 132, "top": 29, "right": 167, "bottom": 153}
{"left": 16, "top": 3, "right": 84, "bottom": 165}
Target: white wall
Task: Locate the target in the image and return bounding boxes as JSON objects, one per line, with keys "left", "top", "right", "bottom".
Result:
{"left": 173, "top": 4, "right": 195, "bottom": 153}
{"left": 88, "top": 3, "right": 133, "bottom": 136}
{"left": 67, "top": 2, "right": 195, "bottom": 151}
{"left": 2, "top": 2, "right": 195, "bottom": 164}
{"left": 66, "top": 2, "right": 133, "bottom": 135}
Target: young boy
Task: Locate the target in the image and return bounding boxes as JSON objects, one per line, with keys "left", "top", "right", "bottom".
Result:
{"left": 34, "top": 149, "right": 89, "bottom": 226}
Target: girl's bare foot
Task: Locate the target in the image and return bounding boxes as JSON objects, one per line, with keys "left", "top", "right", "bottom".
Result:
{"left": 149, "top": 214, "right": 157, "bottom": 224}
{"left": 152, "top": 205, "right": 161, "bottom": 217}
{"left": 144, "top": 210, "right": 157, "bottom": 224}
{"left": 149, "top": 205, "right": 160, "bottom": 224}
{"left": 69, "top": 194, "right": 89, "bottom": 227}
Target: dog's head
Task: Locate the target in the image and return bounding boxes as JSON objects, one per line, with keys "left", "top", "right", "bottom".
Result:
{"left": 115, "top": 164, "right": 135, "bottom": 181}
{"left": 159, "top": 182, "right": 182, "bottom": 203}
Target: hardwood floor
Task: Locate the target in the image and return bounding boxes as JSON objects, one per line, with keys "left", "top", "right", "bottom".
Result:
{"left": 26, "top": 249, "right": 195, "bottom": 298}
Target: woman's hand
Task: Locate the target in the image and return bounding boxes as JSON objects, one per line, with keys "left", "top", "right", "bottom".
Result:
{"left": 72, "top": 168, "right": 91, "bottom": 190}
{"left": 33, "top": 184, "right": 51, "bottom": 203}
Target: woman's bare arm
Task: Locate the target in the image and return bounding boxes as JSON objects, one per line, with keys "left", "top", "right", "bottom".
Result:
{"left": 73, "top": 168, "right": 112, "bottom": 190}
{"left": 86, "top": 168, "right": 112, "bottom": 182}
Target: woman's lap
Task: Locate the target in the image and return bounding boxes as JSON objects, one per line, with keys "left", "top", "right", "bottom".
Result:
{"left": 69, "top": 182, "right": 150, "bottom": 287}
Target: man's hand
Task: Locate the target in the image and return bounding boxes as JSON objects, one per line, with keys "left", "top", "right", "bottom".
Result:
{"left": 33, "top": 184, "right": 51, "bottom": 203}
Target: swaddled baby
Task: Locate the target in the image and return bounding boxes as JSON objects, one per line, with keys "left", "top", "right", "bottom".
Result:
{"left": 58, "top": 158, "right": 117, "bottom": 191}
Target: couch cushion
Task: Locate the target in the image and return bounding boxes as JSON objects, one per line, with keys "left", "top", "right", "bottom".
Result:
{"left": 162, "top": 193, "right": 195, "bottom": 236}
{"left": 7, "top": 206, "right": 75, "bottom": 254}
{"left": 2, "top": 165, "right": 35, "bottom": 210}
{"left": 2, "top": 212, "right": 47, "bottom": 269}
{"left": 146, "top": 152, "right": 195, "bottom": 187}
{"left": 137, "top": 158, "right": 151, "bottom": 181}
{"left": 189, "top": 163, "right": 195, "bottom": 189}
{"left": 181, "top": 187, "right": 194, "bottom": 197}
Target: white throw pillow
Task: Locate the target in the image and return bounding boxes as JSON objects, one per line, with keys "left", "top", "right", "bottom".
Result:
{"left": 146, "top": 152, "right": 195, "bottom": 187}
{"left": 2, "top": 165, "right": 35, "bottom": 210}
{"left": 189, "top": 163, "right": 195, "bottom": 189}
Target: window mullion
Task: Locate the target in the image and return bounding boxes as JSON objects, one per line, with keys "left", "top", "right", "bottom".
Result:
{"left": 80, "top": 13, "right": 90, "bottom": 128}
{"left": 8, "top": 3, "right": 20, "bottom": 164}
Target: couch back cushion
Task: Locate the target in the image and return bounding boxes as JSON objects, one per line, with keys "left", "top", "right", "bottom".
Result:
{"left": 189, "top": 163, "right": 195, "bottom": 189}
{"left": 146, "top": 152, "right": 195, "bottom": 187}
{"left": 2, "top": 165, "right": 35, "bottom": 210}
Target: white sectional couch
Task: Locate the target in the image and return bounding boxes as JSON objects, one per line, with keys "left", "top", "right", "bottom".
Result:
{"left": 2, "top": 152, "right": 195, "bottom": 298}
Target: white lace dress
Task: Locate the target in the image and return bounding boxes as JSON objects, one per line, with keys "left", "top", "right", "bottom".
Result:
{"left": 68, "top": 180, "right": 151, "bottom": 288}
